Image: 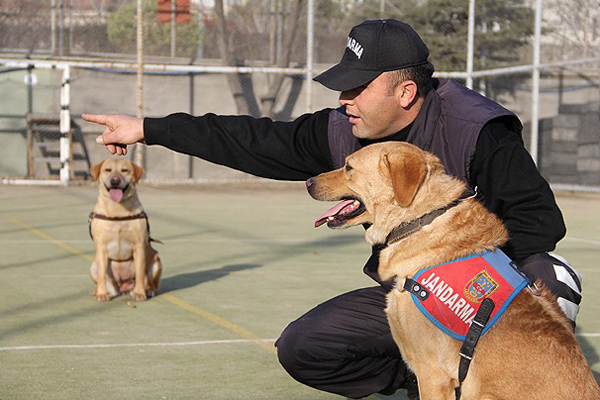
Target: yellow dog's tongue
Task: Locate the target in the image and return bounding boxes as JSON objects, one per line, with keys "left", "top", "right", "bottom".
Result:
{"left": 109, "top": 188, "right": 124, "bottom": 202}
{"left": 315, "top": 199, "right": 356, "bottom": 228}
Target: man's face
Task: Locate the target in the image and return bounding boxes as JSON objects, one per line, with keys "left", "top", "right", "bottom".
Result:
{"left": 339, "top": 73, "right": 408, "bottom": 140}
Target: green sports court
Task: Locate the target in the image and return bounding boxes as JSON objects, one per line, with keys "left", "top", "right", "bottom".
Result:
{"left": 1, "top": 183, "right": 599, "bottom": 399}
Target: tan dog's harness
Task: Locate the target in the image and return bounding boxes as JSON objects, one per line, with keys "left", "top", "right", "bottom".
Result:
{"left": 88, "top": 211, "right": 161, "bottom": 244}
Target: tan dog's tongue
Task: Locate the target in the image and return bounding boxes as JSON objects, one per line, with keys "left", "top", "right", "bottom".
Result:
{"left": 109, "top": 188, "right": 124, "bottom": 202}
{"left": 315, "top": 199, "right": 355, "bottom": 228}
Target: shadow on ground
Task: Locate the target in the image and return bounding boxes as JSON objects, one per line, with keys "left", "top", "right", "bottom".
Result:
{"left": 159, "top": 263, "right": 262, "bottom": 294}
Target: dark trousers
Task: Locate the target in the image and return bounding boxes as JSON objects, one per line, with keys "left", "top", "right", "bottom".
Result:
{"left": 275, "top": 286, "right": 409, "bottom": 399}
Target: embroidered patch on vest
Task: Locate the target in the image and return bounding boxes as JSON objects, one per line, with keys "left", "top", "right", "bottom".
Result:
{"left": 409, "top": 249, "right": 528, "bottom": 340}
{"left": 464, "top": 271, "right": 498, "bottom": 302}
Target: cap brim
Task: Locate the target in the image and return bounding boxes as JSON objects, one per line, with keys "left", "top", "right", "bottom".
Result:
{"left": 313, "top": 63, "right": 382, "bottom": 92}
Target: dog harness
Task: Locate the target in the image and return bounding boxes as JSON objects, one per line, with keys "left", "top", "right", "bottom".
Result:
{"left": 88, "top": 211, "right": 161, "bottom": 244}
{"left": 404, "top": 248, "right": 528, "bottom": 340}
{"left": 403, "top": 248, "right": 530, "bottom": 398}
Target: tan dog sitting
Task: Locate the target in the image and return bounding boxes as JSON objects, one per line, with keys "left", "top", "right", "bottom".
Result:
{"left": 89, "top": 159, "right": 162, "bottom": 302}
{"left": 308, "top": 142, "right": 600, "bottom": 400}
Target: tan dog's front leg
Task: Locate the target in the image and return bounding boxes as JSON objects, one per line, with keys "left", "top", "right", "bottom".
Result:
{"left": 132, "top": 245, "right": 147, "bottom": 301}
{"left": 414, "top": 369, "right": 456, "bottom": 400}
{"left": 95, "top": 247, "right": 111, "bottom": 302}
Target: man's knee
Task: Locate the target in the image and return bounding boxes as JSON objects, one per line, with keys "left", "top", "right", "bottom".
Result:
{"left": 519, "top": 252, "right": 583, "bottom": 323}
{"left": 275, "top": 321, "right": 315, "bottom": 384}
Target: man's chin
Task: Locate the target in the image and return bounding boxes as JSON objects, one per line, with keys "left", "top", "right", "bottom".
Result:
{"left": 351, "top": 125, "right": 368, "bottom": 139}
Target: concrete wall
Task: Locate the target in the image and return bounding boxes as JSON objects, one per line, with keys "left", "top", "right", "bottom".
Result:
{"left": 537, "top": 103, "right": 600, "bottom": 187}
{"left": 1, "top": 67, "right": 599, "bottom": 189}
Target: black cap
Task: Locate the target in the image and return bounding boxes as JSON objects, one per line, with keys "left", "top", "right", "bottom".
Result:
{"left": 313, "top": 20, "right": 430, "bottom": 91}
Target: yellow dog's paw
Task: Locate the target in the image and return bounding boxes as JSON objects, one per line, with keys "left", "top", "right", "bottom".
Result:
{"left": 96, "top": 293, "right": 110, "bottom": 302}
{"left": 132, "top": 291, "right": 147, "bottom": 301}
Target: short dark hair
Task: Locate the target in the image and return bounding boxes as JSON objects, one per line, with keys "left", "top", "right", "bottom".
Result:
{"left": 386, "top": 61, "right": 435, "bottom": 98}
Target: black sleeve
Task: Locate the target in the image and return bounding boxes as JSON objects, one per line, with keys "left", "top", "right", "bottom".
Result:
{"left": 470, "top": 118, "right": 566, "bottom": 263}
{"left": 143, "top": 109, "right": 334, "bottom": 181}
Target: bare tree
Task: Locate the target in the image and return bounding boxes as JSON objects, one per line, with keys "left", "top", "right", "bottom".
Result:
{"left": 259, "top": 0, "right": 304, "bottom": 117}
{"left": 544, "top": 0, "right": 600, "bottom": 60}
{"left": 214, "top": 0, "right": 305, "bottom": 118}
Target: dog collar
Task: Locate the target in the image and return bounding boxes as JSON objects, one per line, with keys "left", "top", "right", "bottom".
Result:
{"left": 376, "top": 198, "right": 462, "bottom": 250}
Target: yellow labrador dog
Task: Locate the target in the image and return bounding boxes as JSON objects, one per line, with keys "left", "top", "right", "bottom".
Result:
{"left": 89, "top": 159, "right": 162, "bottom": 302}
{"left": 308, "top": 142, "right": 600, "bottom": 400}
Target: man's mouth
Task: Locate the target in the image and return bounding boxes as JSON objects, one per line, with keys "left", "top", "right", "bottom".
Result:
{"left": 347, "top": 112, "right": 360, "bottom": 124}
{"left": 315, "top": 198, "right": 366, "bottom": 228}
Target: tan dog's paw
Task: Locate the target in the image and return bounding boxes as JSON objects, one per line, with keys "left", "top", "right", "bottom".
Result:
{"left": 96, "top": 293, "right": 111, "bottom": 302}
{"left": 132, "top": 291, "right": 147, "bottom": 301}
{"left": 89, "top": 288, "right": 97, "bottom": 296}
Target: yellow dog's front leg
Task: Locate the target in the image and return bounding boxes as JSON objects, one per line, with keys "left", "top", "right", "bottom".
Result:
{"left": 132, "top": 245, "right": 147, "bottom": 301}
{"left": 95, "top": 247, "right": 111, "bottom": 302}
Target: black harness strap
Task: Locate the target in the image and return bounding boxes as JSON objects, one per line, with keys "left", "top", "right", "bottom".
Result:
{"left": 403, "top": 278, "right": 430, "bottom": 301}
{"left": 455, "top": 297, "right": 495, "bottom": 399}
{"left": 89, "top": 211, "right": 148, "bottom": 223}
{"left": 88, "top": 211, "right": 162, "bottom": 244}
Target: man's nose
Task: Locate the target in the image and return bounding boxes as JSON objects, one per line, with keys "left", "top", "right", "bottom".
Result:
{"left": 338, "top": 90, "right": 355, "bottom": 106}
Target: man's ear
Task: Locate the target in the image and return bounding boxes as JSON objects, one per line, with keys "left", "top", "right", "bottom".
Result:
{"left": 398, "top": 80, "right": 418, "bottom": 109}
{"left": 381, "top": 149, "right": 427, "bottom": 207}
{"left": 130, "top": 161, "right": 145, "bottom": 183}
{"left": 90, "top": 161, "right": 104, "bottom": 181}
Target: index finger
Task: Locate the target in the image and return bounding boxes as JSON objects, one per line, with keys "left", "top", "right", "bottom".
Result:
{"left": 81, "top": 113, "right": 109, "bottom": 126}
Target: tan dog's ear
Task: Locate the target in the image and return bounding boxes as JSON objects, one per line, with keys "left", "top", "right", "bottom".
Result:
{"left": 130, "top": 161, "right": 145, "bottom": 183}
{"left": 90, "top": 161, "right": 104, "bottom": 181}
{"left": 382, "top": 150, "right": 427, "bottom": 207}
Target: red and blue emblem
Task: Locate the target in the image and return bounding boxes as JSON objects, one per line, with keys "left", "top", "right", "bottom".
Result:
{"left": 465, "top": 271, "right": 498, "bottom": 302}
{"left": 409, "top": 249, "right": 528, "bottom": 340}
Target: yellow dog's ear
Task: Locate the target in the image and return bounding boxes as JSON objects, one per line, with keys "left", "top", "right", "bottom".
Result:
{"left": 90, "top": 161, "right": 105, "bottom": 181}
{"left": 130, "top": 161, "right": 145, "bottom": 183}
{"left": 382, "top": 149, "right": 427, "bottom": 207}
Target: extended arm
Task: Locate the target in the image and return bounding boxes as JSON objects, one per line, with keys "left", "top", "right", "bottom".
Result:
{"left": 144, "top": 111, "right": 333, "bottom": 180}
{"left": 84, "top": 110, "right": 335, "bottom": 181}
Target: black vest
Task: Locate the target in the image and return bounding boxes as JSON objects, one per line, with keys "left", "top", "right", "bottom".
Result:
{"left": 326, "top": 78, "right": 522, "bottom": 286}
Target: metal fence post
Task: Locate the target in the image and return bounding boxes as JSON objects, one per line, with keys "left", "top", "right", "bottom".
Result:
{"left": 59, "top": 64, "right": 71, "bottom": 186}
{"left": 136, "top": 0, "right": 145, "bottom": 168}
{"left": 466, "top": 0, "right": 475, "bottom": 89}
{"left": 530, "top": 0, "right": 542, "bottom": 164}
{"left": 305, "top": 0, "right": 314, "bottom": 112}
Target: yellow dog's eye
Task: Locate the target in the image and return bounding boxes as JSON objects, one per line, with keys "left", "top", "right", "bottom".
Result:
{"left": 121, "top": 168, "right": 129, "bottom": 173}
{"left": 104, "top": 168, "right": 112, "bottom": 172}
{"left": 345, "top": 164, "right": 353, "bottom": 172}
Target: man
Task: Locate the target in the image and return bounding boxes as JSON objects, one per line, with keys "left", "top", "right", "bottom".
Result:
{"left": 83, "top": 19, "right": 582, "bottom": 399}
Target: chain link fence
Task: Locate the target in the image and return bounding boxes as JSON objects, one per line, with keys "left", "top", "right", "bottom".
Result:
{"left": 0, "top": 0, "right": 599, "bottom": 190}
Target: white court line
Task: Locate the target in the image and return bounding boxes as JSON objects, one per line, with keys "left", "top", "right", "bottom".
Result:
{"left": 1, "top": 334, "right": 598, "bottom": 352}
{"left": 0, "top": 338, "right": 276, "bottom": 352}
{"left": 0, "top": 238, "right": 357, "bottom": 243}
{"left": 2, "top": 236, "right": 596, "bottom": 245}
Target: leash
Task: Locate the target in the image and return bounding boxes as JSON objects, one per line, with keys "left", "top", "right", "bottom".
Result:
{"left": 88, "top": 211, "right": 163, "bottom": 244}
